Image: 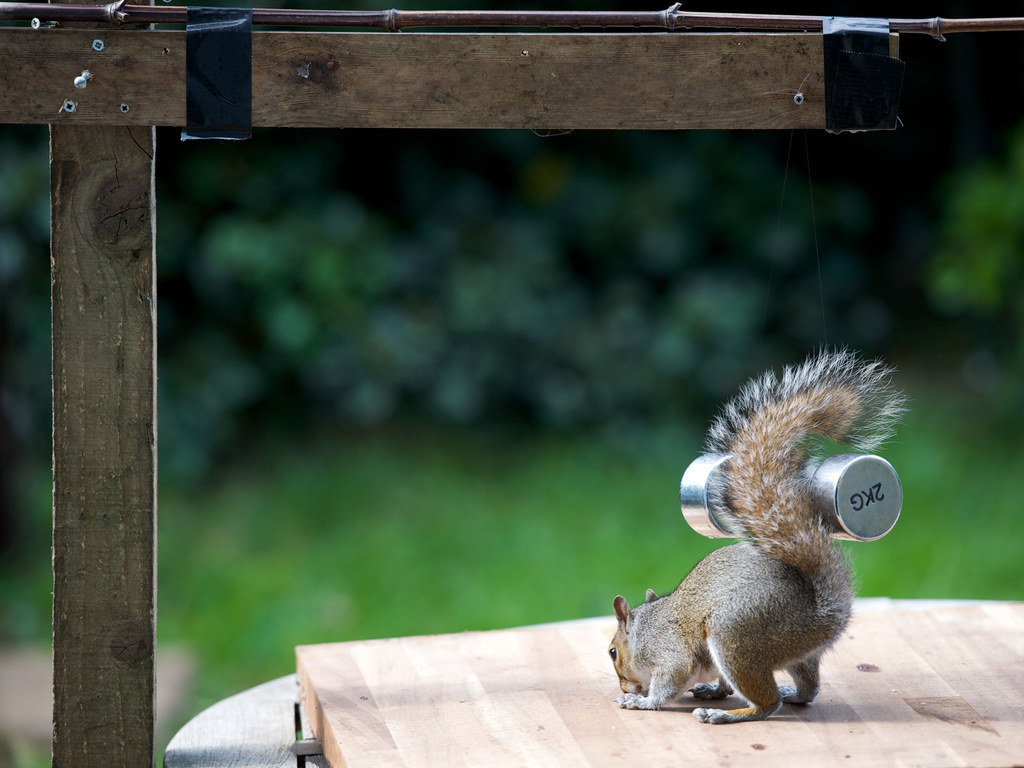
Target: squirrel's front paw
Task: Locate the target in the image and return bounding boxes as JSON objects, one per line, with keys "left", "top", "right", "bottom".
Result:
{"left": 615, "top": 693, "right": 658, "bottom": 710}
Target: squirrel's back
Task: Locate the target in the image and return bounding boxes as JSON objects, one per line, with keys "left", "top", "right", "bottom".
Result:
{"left": 706, "top": 350, "right": 906, "bottom": 611}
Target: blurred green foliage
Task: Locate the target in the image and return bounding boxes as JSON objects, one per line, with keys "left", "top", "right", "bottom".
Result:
{"left": 928, "top": 122, "right": 1024, "bottom": 413}
{"left": 154, "top": 126, "right": 900, "bottom": 480}
{"left": 5, "top": 1, "right": 1024, "bottom": 488}
{"left": 0, "top": 128, "right": 50, "bottom": 450}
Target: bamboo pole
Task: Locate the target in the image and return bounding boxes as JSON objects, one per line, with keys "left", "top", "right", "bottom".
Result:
{"left": 2, "top": 1, "right": 1024, "bottom": 36}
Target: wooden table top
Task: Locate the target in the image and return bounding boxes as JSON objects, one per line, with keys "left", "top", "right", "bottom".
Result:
{"left": 297, "top": 601, "right": 1024, "bottom": 767}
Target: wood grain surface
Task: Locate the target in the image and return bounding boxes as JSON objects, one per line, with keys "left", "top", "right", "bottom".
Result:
{"left": 1, "top": 28, "right": 831, "bottom": 129}
{"left": 163, "top": 676, "right": 329, "bottom": 768}
{"left": 50, "top": 121, "right": 157, "bottom": 767}
{"left": 297, "top": 603, "right": 1024, "bottom": 767}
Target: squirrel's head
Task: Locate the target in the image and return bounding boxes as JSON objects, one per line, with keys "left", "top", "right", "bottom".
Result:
{"left": 608, "top": 593, "right": 656, "bottom": 696}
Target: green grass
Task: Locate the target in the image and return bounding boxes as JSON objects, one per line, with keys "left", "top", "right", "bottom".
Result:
{"left": 2, "top": 383, "right": 1022, "bottom": 765}
{"left": 156, "top": 421, "right": 720, "bottom": 705}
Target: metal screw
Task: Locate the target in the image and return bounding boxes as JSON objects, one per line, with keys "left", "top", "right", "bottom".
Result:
{"left": 119, "top": 103, "right": 131, "bottom": 114}
{"left": 62, "top": 100, "right": 76, "bottom": 114}
{"left": 74, "top": 70, "right": 92, "bottom": 89}
{"left": 793, "top": 92, "right": 805, "bottom": 105}
{"left": 30, "top": 17, "right": 41, "bottom": 28}
{"left": 92, "top": 39, "right": 104, "bottom": 51}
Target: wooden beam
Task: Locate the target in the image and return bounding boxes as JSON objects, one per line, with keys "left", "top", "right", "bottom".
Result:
{"left": 50, "top": 121, "right": 157, "bottom": 765}
{"left": 0, "top": 28, "right": 848, "bottom": 130}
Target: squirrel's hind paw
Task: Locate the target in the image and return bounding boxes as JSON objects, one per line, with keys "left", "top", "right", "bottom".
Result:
{"left": 779, "top": 684, "right": 816, "bottom": 704}
{"left": 694, "top": 707, "right": 742, "bottom": 724}
{"left": 694, "top": 704, "right": 777, "bottom": 724}
{"left": 690, "top": 682, "right": 733, "bottom": 700}
{"left": 694, "top": 707, "right": 732, "bottom": 723}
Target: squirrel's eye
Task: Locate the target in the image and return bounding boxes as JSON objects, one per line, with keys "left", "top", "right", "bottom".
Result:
{"left": 609, "top": 647, "right": 617, "bottom": 661}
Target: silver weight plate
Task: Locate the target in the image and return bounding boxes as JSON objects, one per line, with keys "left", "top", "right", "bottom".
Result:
{"left": 679, "top": 453, "right": 734, "bottom": 537}
{"left": 810, "top": 453, "right": 902, "bottom": 541}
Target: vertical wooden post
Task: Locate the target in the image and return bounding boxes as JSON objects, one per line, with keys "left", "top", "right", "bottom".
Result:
{"left": 50, "top": 120, "right": 157, "bottom": 766}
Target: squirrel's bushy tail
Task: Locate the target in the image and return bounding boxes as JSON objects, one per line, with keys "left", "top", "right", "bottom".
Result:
{"left": 706, "top": 349, "right": 906, "bottom": 604}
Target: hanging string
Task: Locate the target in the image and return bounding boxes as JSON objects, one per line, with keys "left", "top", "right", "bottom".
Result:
{"left": 761, "top": 130, "right": 828, "bottom": 364}
{"left": 804, "top": 132, "right": 828, "bottom": 345}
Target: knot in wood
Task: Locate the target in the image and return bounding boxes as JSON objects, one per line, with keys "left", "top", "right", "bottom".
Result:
{"left": 110, "top": 626, "right": 150, "bottom": 664}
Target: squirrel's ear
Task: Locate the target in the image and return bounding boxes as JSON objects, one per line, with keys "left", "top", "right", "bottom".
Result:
{"left": 645, "top": 589, "right": 658, "bottom": 603}
{"left": 613, "top": 595, "right": 631, "bottom": 627}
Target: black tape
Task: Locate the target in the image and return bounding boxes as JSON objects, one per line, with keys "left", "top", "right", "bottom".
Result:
{"left": 182, "top": 7, "right": 252, "bottom": 141}
{"left": 823, "top": 17, "right": 904, "bottom": 133}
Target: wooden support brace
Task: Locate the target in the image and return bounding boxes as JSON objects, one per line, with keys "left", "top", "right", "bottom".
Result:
{"left": 0, "top": 28, "right": 901, "bottom": 130}
{"left": 50, "top": 122, "right": 157, "bottom": 766}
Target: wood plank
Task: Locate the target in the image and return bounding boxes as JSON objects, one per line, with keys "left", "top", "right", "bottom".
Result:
{"left": 50, "top": 120, "right": 157, "bottom": 766}
{"left": 297, "top": 603, "right": 1024, "bottom": 767}
{"left": 0, "top": 28, "right": 834, "bottom": 129}
{"left": 163, "top": 676, "right": 305, "bottom": 768}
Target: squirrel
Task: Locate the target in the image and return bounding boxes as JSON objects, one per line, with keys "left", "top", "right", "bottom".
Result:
{"left": 608, "top": 349, "right": 906, "bottom": 724}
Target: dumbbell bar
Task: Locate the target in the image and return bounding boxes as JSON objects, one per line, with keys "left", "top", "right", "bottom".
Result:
{"left": 680, "top": 452, "right": 902, "bottom": 541}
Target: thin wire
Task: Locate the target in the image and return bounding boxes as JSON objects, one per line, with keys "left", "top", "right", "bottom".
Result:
{"left": 759, "top": 129, "right": 795, "bottom": 360}
{"left": 803, "top": 131, "right": 827, "bottom": 345}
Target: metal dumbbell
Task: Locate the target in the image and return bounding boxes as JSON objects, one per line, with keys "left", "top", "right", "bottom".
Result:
{"left": 679, "top": 452, "right": 902, "bottom": 542}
